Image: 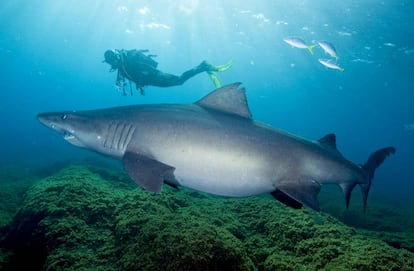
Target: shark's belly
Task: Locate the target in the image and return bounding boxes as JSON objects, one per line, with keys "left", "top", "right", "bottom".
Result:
{"left": 175, "top": 169, "right": 275, "bottom": 197}
{"left": 153, "top": 142, "right": 276, "bottom": 196}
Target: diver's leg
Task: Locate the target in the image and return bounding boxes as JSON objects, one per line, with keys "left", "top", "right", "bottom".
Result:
{"left": 148, "top": 72, "right": 184, "bottom": 87}
{"left": 150, "top": 66, "right": 206, "bottom": 87}
{"left": 178, "top": 62, "right": 207, "bottom": 83}
{"left": 148, "top": 61, "right": 232, "bottom": 87}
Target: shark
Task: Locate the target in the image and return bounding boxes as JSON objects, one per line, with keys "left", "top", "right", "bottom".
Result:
{"left": 37, "top": 83, "right": 395, "bottom": 211}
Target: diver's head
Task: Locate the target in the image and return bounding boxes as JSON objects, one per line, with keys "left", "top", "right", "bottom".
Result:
{"left": 103, "top": 49, "right": 122, "bottom": 69}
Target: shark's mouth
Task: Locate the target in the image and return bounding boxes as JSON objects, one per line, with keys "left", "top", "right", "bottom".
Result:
{"left": 64, "top": 132, "right": 75, "bottom": 141}
{"left": 62, "top": 132, "right": 85, "bottom": 148}
{"left": 49, "top": 123, "right": 66, "bottom": 134}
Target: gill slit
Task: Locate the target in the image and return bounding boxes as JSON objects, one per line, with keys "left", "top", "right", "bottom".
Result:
{"left": 117, "top": 123, "right": 133, "bottom": 150}
{"left": 103, "top": 122, "right": 136, "bottom": 151}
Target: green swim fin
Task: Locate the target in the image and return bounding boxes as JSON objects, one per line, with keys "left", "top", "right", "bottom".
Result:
{"left": 207, "top": 71, "right": 222, "bottom": 88}
{"left": 202, "top": 60, "right": 233, "bottom": 73}
{"left": 213, "top": 60, "right": 233, "bottom": 72}
{"left": 202, "top": 60, "right": 232, "bottom": 88}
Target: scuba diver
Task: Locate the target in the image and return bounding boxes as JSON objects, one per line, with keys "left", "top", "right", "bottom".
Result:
{"left": 103, "top": 49, "right": 232, "bottom": 95}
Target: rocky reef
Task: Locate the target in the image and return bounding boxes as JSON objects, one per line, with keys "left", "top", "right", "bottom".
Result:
{"left": 0, "top": 165, "right": 413, "bottom": 271}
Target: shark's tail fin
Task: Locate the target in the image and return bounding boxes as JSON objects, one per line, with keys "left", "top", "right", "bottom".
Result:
{"left": 360, "top": 147, "right": 396, "bottom": 212}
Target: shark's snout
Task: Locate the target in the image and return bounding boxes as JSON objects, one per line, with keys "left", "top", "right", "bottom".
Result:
{"left": 37, "top": 111, "right": 87, "bottom": 148}
{"left": 37, "top": 112, "right": 54, "bottom": 128}
{"left": 37, "top": 112, "right": 46, "bottom": 121}
{"left": 37, "top": 112, "right": 70, "bottom": 134}
{"left": 38, "top": 112, "right": 56, "bottom": 128}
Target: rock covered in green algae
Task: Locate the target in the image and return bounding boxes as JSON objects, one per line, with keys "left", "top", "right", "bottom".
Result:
{"left": 116, "top": 213, "right": 253, "bottom": 271}
{"left": 0, "top": 165, "right": 413, "bottom": 271}
{"left": 0, "top": 166, "right": 254, "bottom": 271}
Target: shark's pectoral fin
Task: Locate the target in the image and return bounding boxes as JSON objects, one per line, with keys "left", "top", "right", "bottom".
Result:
{"left": 122, "top": 152, "right": 176, "bottom": 193}
{"left": 274, "top": 179, "right": 321, "bottom": 211}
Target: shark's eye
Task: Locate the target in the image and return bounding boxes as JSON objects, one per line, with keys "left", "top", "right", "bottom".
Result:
{"left": 61, "top": 114, "right": 67, "bottom": 120}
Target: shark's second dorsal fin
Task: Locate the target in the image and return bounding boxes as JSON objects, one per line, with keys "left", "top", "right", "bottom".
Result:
{"left": 318, "top": 133, "right": 337, "bottom": 149}
{"left": 317, "top": 133, "right": 345, "bottom": 157}
{"left": 196, "top": 82, "right": 252, "bottom": 119}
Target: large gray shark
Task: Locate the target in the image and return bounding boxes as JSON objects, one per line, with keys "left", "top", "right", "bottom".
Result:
{"left": 37, "top": 83, "right": 395, "bottom": 211}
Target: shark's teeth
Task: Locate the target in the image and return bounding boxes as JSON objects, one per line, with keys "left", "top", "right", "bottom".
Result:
{"left": 64, "top": 133, "right": 75, "bottom": 140}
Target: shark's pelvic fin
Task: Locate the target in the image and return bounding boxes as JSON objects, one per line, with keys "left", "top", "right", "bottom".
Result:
{"left": 275, "top": 179, "right": 321, "bottom": 211}
{"left": 271, "top": 189, "right": 303, "bottom": 209}
{"left": 196, "top": 83, "right": 252, "bottom": 119}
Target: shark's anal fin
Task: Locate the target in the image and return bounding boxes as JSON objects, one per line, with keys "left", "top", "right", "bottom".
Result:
{"left": 196, "top": 82, "right": 252, "bottom": 119}
{"left": 339, "top": 182, "right": 358, "bottom": 208}
{"left": 275, "top": 179, "right": 321, "bottom": 211}
{"left": 122, "top": 152, "right": 175, "bottom": 193}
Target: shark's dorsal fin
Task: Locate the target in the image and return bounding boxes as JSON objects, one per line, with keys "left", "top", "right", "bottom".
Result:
{"left": 318, "top": 133, "right": 337, "bottom": 149}
{"left": 196, "top": 82, "right": 252, "bottom": 119}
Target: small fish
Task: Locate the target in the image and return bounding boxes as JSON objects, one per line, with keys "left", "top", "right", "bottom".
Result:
{"left": 318, "top": 59, "right": 344, "bottom": 71}
{"left": 317, "top": 41, "right": 338, "bottom": 59}
{"left": 383, "top": 42, "right": 396, "bottom": 47}
{"left": 283, "top": 37, "right": 316, "bottom": 54}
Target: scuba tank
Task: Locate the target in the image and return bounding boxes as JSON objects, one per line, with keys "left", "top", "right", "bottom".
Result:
{"left": 124, "top": 49, "right": 158, "bottom": 68}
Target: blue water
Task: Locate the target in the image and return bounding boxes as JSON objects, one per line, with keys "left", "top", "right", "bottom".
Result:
{"left": 0, "top": 0, "right": 413, "bottom": 203}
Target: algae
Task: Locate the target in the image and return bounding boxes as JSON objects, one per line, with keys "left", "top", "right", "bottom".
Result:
{"left": 0, "top": 164, "right": 413, "bottom": 271}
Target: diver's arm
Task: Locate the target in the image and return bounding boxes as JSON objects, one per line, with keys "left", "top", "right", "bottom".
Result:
{"left": 115, "top": 70, "right": 128, "bottom": 95}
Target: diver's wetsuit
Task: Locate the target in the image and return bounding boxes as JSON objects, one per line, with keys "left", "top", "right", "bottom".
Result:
{"left": 117, "top": 49, "right": 209, "bottom": 90}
